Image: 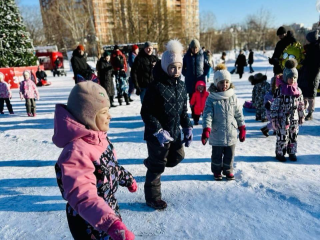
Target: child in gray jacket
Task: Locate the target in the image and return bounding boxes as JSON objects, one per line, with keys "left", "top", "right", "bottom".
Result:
{"left": 201, "top": 64, "right": 246, "bottom": 180}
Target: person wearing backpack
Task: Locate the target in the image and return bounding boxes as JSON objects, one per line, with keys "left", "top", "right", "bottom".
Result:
{"left": 110, "top": 45, "right": 130, "bottom": 106}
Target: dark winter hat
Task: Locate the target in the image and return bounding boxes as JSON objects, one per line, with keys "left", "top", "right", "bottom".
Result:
{"left": 144, "top": 41, "right": 153, "bottom": 48}
{"left": 283, "top": 59, "right": 298, "bottom": 82}
{"left": 306, "top": 30, "right": 319, "bottom": 43}
{"left": 189, "top": 39, "right": 200, "bottom": 49}
{"left": 222, "top": 51, "right": 226, "bottom": 56}
{"left": 67, "top": 81, "right": 110, "bottom": 131}
{"left": 277, "top": 26, "right": 286, "bottom": 36}
{"left": 114, "top": 45, "right": 119, "bottom": 50}
{"left": 132, "top": 44, "right": 139, "bottom": 51}
{"left": 77, "top": 44, "right": 85, "bottom": 51}
{"left": 103, "top": 51, "right": 111, "bottom": 57}
{"left": 248, "top": 73, "right": 267, "bottom": 85}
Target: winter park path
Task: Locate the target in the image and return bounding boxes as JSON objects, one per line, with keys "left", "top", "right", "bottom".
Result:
{"left": 0, "top": 56, "right": 320, "bottom": 239}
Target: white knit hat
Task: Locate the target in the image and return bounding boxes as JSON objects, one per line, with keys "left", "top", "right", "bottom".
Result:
{"left": 161, "top": 39, "right": 183, "bottom": 73}
{"left": 213, "top": 64, "right": 231, "bottom": 86}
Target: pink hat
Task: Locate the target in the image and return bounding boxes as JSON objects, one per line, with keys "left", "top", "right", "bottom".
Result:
{"left": 161, "top": 39, "right": 183, "bottom": 73}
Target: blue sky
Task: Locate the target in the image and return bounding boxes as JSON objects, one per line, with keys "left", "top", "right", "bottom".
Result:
{"left": 20, "top": 0, "right": 318, "bottom": 29}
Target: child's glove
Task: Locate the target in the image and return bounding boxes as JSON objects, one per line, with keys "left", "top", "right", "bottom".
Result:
{"left": 201, "top": 128, "right": 211, "bottom": 145}
{"left": 127, "top": 179, "right": 137, "bottom": 193}
{"left": 135, "top": 87, "right": 141, "bottom": 96}
{"left": 153, "top": 129, "right": 174, "bottom": 147}
{"left": 238, "top": 125, "right": 246, "bottom": 142}
{"left": 271, "top": 118, "right": 279, "bottom": 130}
{"left": 107, "top": 220, "right": 135, "bottom": 240}
{"left": 182, "top": 127, "right": 193, "bottom": 147}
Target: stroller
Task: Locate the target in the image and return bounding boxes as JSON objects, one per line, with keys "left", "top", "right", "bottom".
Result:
{"left": 53, "top": 57, "right": 67, "bottom": 77}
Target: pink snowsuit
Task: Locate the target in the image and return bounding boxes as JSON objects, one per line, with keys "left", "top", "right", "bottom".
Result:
{"left": 19, "top": 79, "right": 39, "bottom": 99}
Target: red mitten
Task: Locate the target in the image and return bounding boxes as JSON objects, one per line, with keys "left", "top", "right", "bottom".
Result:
{"left": 201, "top": 128, "right": 211, "bottom": 145}
{"left": 128, "top": 179, "right": 137, "bottom": 193}
{"left": 238, "top": 125, "right": 246, "bottom": 142}
{"left": 107, "top": 220, "right": 135, "bottom": 240}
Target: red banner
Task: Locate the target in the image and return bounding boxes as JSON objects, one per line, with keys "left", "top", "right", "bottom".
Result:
{"left": 0, "top": 66, "right": 43, "bottom": 89}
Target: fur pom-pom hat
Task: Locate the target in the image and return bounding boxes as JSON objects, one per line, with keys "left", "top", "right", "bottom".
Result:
{"left": 213, "top": 64, "right": 231, "bottom": 86}
{"left": 248, "top": 73, "right": 267, "bottom": 85}
{"left": 161, "top": 39, "right": 184, "bottom": 73}
{"left": 283, "top": 59, "right": 298, "bottom": 82}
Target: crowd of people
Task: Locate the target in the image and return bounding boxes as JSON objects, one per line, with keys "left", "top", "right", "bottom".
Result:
{"left": 0, "top": 25, "right": 318, "bottom": 240}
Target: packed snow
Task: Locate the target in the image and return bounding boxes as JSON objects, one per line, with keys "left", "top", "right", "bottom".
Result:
{"left": 0, "top": 52, "right": 319, "bottom": 240}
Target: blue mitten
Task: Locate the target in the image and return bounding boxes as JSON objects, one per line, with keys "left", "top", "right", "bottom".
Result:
{"left": 153, "top": 129, "right": 174, "bottom": 147}
{"left": 182, "top": 127, "right": 193, "bottom": 147}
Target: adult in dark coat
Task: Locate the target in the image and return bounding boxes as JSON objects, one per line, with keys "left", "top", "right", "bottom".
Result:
{"left": 141, "top": 40, "right": 192, "bottom": 210}
{"left": 96, "top": 51, "right": 116, "bottom": 107}
{"left": 248, "top": 49, "right": 254, "bottom": 73}
{"left": 182, "top": 39, "right": 210, "bottom": 100}
{"left": 70, "top": 44, "right": 93, "bottom": 83}
{"left": 235, "top": 50, "right": 247, "bottom": 79}
{"left": 298, "top": 30, "right": 320, "bottom": 120}
{"left": 269, "top": 26, "right": 297, "bottom": 75}
{"left": 131, "top": 41, "right": 159, "bottom": 103}
{"left": 127, "top": 44, "right": 139, "bottom": 101}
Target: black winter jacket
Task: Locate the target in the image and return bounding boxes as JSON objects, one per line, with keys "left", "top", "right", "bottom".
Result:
{"left": 248, "top": 51, "right": 254, "bottom": 64}
{"left": 235, "top": 54, "right": 247, "bottom": 74}
{"left": 71, "top": 50, "right": 92, "bottom": 81}
{"left": 96, "top": 57, "right": 115, "bottom": 97}
{"left": 130, "top": 50, "right": 158, "bottom": 89}
{"left": 298, "top": 41, "right": 320, "bottom": 98}
{"left": 270, "top": 31, "right": 297, "bottom": 74}
{"left": 141, "top": 61, "right": 192, "bottom": 143}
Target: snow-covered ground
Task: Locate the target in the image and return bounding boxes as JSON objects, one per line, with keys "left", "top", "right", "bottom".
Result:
{"left": 0, "top": 55, "right": 319, "bottom": 240}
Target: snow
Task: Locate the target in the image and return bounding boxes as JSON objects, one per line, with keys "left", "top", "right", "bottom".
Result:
{"left": 1, "top": 53, "right": 320, "bottom": 240}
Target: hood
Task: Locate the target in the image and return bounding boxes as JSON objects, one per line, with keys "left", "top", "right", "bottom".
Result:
{"left": 186, "top": 48, "right": 204, "bottom": 56}
{"left": 52, "top": 104, "right": 106, "bottom": 148}
{"left": 72, "top": 49, "right": 83, "bottom": 58}
{"left": 195, "top": 80, "right": 207, "bottom": 92}
{"left": 153, "top": 60, "right": 180, "bottom": 84}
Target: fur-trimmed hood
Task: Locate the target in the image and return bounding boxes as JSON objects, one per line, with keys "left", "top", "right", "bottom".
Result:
{"left": 248, "top": 73, "right": 267, "bottom": 85}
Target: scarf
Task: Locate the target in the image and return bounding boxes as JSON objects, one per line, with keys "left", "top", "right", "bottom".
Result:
{"left": 280, "top": 82, "right": 300, "bottom": 96}
{"left": 208, "top": 88, "right": 235, "bottom": 100}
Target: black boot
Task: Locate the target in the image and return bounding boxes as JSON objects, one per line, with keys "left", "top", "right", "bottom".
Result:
{"left": 305, "top": 112, "right": 313, "bottom": 121}
{"left": 276, "top": 154, "right": 286, "bottom": 162}
{"left": 123, "top": 93, "right": 130, "bottom": 105}
{"left": 289, "top": 154, "right": 297, "bottom": 161}
{"left": 146, "top": 199, "right": 167, "bottom": 210}
{"left": 110, "top": 96, "right": 117, "bottom": 108}
{"left": 260, "top": 126, "right": 269, "bottom": 137}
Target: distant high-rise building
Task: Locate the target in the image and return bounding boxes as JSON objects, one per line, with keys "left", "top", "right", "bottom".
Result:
{"left": 39, "top": 0, "right": 199, "bottom": 51}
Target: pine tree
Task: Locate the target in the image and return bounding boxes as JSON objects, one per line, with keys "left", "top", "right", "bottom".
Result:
{"left": 0, "top": 0, "right": 37, "bottom": 67}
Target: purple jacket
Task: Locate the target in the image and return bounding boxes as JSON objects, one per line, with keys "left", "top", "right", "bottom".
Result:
{"left": 0, "top": 82, "right": 11, "bottom": 98}
{"left": 19, "top": 79, "right": 39, "bottom": 99}
{"left": 52, "top": 104, "right": 134, "bottom": 233}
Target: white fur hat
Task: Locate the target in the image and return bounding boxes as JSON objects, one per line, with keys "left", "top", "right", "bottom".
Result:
{"left": 161, "top": 39, "right": 184, "bottom": 73}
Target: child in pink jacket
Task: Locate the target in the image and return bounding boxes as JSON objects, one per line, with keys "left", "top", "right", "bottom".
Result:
{"left": 19, "top": 70, "right": 40, "bottom": 117}
{"left": 53, "top": 81, "right": 136, "bottom": 240}
{"left": 0, "top": 72, "right": 14, "bottom": 114}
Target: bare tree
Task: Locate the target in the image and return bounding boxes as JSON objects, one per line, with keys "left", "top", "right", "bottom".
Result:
{"left": 18, "top": 5, "right": 46, "bottom": 46}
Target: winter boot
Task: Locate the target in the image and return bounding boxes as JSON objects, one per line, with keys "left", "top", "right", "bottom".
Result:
{"left": 260, "top": 126, "right": 269, "bottom": 137}
{"left": 305, "top": 112, "right": 313, "bottom": 121}
{"left": 146, "top": 199, "right": 167, "bottom": 210}
{"left": 9, "top": 111, "right": 14, "bottom": 114}
{"left": 0, "top": 112, "right": 4, "bottom": 114}
{"left": 27, "top": 113, "right": 33, "bottom": 117}
{"left": 276, "top": 154, "right": 286, "bottom": 162}
{"left": 261, "top": 118, "right": 268, "bottom": 122}
{"left": 226, "top": 173, "right": 235, "bottom": 180}
{"left": 123, "top": 93, "right": 130, "bottom": 105}
{"left": 214, "top": 172, "right": 222, "bottom": 181}
{"left": 289, "top": 154, "right": 297, "bottom": 161}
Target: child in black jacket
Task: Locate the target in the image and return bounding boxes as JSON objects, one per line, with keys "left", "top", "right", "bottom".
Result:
{"left": 141, "top": 40, "right": 193, "bottom": 210}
